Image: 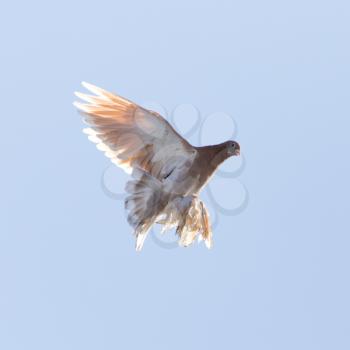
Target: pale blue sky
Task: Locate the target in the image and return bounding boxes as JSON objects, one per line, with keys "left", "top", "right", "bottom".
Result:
{"left": 1, "top": 1, "right": 350, "bottom": 349}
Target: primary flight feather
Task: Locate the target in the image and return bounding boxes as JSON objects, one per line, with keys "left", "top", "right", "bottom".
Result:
{"left": 74, "top": 82, "right": 240, "bottom": 251}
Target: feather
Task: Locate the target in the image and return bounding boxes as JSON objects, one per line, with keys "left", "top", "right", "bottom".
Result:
{"left": 74, "top": 82, "right": 196, "bottom": 179}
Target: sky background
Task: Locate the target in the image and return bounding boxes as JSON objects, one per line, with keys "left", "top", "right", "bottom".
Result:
{"left": 1, "top": 1, "right": 350, "bottom": 349}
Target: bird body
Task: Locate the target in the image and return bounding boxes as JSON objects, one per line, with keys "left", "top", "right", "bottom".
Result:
{"left": 74, "top": 82, "right": 240, "bottom": 251}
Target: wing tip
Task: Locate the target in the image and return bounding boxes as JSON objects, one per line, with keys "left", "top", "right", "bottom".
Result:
{"left": 82, "top": 127, "right": 94, "bottom": 135}
{"left": 81, "top": 81, "right": 103, "bottom": 96}
{"left": 73, "top": 101, "right": 90, "bottom": 112}
{"left": 74, "top": 91, "right": 83, "bottom": 99}
{"left": 81, "top": 81, "right": 90, "bottom": 88}
{"left": 73, "top": 101, "right": 81, "bottom": 109}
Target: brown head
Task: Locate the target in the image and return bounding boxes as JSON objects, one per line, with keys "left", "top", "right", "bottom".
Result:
{"left": 225, "top": 140, "right": 240, "bottom": 157}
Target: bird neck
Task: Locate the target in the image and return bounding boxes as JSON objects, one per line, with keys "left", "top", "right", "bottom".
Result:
{"left": 197, "top": 142, "right": 229, "bottom": 169}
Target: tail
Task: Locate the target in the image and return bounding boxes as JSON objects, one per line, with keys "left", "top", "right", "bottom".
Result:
{"left": 125, "top": 169, "right": 169, "bottom": 251}
{"left": 124, "top": 169, "right": 213, "bottom": 251}
{"left": 170, "top": 197, "right": 213, "bottom": 249}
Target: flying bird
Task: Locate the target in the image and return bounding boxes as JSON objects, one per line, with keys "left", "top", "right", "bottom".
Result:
{"left": 74, "top": 82, "right": 240, "bottom": 251}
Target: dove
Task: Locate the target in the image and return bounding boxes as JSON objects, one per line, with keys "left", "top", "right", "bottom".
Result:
{"left": 74, "top": 82, "right": 240, "bottom": 251}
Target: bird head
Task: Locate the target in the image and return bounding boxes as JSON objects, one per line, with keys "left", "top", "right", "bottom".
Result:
{"left": 226, "top": 140, "right": 240, "bottom": 157}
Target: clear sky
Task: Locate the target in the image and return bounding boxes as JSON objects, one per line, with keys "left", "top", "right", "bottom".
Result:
{"left": 1, "top": 1, "right": 349, "bottom": 349}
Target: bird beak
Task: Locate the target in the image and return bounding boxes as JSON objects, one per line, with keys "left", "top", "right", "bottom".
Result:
{"left": 234, "top": 149, "right": 240, "bottom": 156}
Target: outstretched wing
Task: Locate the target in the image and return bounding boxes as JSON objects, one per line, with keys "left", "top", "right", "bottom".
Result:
{"left": 74, "top": 82, "right": 197, "bottom": 179}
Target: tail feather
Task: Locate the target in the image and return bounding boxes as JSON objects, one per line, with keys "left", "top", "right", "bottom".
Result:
{"left": 172, "top": 197, "right": 213, "bottom": 248}
{"left": 124, "top": 169, "right": 213, "bottom": 251}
